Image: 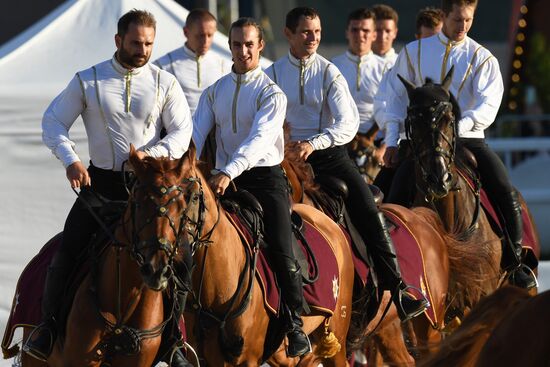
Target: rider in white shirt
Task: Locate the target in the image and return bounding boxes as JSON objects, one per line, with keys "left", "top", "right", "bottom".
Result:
{"left": 379, "top": 0, "right": 536, "bottom": 289}
{"left": 267, "top": 7, "right": 428, "bottom": 323}
{"left": 25, "top": 10, "right": 193, "bottom": 366}
{"left": 155, "top": 9, "right": 229, "bottom": 115}
{"left": 332, "top": 8, "right": 388, "bottom": 175}
{"left": 372, "top": 4, "right": 399, "bottom": 66}
{"left": 373, "top": 7, "right": 444, "bottom": 204}
{"left": 192, "top": 18, "right": 311, "bottom": 358}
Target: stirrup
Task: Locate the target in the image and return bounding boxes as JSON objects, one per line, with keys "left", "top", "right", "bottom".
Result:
{"left": 286, "top": 328, "right": 312, "bottom": 358}
{"left": 395, "top": 284, "right": 430, "bottom": 323}
{"left": 22, "top": 323, "right": 56, "bottom": 362}
{"left": 508, "top": 264, "right": 538, "bottom": 290}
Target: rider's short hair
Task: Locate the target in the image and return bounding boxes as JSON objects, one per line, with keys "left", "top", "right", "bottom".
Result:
{"left": 441, "top": 0, "right": 478, "bottom": 15}
{"left": 186, "top": 8, "right": 217, "bottom": 27}
{"left": 372, "top": 4, "right": 398, "bottom": 25}
{"left": 285, "top": 7, "right": 320, "bottom": 33}
{"left": 117, "top": 9, "right": 156, "bottom": 37}
{"left": 346, "top": 8, "right": 376, "bottom": 27}
{"left": 228, "top": 17, "right": 264, "bottom": 44}
{"left": 416, "top": 7, "right": 444, "bottom": 35}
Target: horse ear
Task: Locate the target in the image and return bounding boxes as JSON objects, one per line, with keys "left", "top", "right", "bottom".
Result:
{"left": 397, "top": 74, "right": 416, "bottom": 98}
{"left": 442, "top": 65, "right": 455, "bottom": 93}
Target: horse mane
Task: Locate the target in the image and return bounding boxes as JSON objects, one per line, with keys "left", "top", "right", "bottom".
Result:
{"left": 412, "top": 207, "right": 500, "bottom": 310}
{"left": 419, "top": 286, "right": 532, "bottom": 367}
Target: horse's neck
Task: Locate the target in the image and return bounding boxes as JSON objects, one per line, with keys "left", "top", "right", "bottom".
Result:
{"left": 433, "top": 173, "right": 478, "bottom": 235}
{"left": 97, "top": 245, "right": 159, "bottom": 318}
{"left": 193, "top": 198, "right": 250, "bottom": 309}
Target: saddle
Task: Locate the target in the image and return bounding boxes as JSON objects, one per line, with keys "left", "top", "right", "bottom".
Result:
{"left": 220, "top": 189, "right": 318, "bottom": 285}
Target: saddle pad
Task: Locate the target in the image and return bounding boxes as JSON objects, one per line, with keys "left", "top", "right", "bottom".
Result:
{"left": 2, "top": 233, "right": 62, "bottom": 358}
{"left": 459, "top": 170, "right": 539, "bottom": 260}
{"left": 348, "top": 211, "right": 437, "bottom": 326}
{"left": 226, "top": 213, "right": 339, "bottom": 316}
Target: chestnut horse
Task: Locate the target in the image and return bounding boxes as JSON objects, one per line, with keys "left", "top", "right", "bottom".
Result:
{"left": 399, "top": 69, "right": 538, "bottom": 317}
{"left": 420, "top": 286, "right": 550, "bottom": 367}
{"left": 174, "top": 145, "right": 354, "bottom": 366}
{"left": 282, "top": 151, "right": 494, "bottom": 365}
{"left": 347, "top": 126, "right": 386, "bottom": 184}
{"left": 19, "top": 146, "right": 193, "bottom": 366}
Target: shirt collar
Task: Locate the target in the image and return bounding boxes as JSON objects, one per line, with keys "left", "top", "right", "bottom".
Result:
{"left": 111, "top": 54, "right": 146, "bottom": 76}
{"left": 231, "top": 65, "right": 263, "bottom": 83}
{"left": 380, "top": 48, "right": 396, "bottom": 60}
{"left": 183, "top": 43, "right": 200, "bottom": 59}
{"left": 437, "top": 32, "right": 467, "bottom": 46}
{"left": 288, "top": 51, "right": 317, "bottom": 68}
{"left": 346, "top": 50, "right": 373, "bottom": 63}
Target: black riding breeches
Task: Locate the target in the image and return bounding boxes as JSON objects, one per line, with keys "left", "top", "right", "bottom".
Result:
{"left": 232, "top": 166, "right": 294, "bottom": 264}
{"left": 307, "top": 145, "right": 379, "bottom": 234}
{"left": 53, "top": 163, "right": 131, "bottom": 269}
{"left": 459, "top": 138, "right": 514, "bottom": 196}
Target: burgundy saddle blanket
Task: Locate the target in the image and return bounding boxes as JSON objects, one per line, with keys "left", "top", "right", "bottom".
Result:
{"left": 348, "top": 209, "right": 438, "bottom": 326}
{"left": 459, "top": 170, "right": 539, "bottom": 261}
{"left": 2, "top": 233, "right": 62, "bottom": 358}
{"left": 226, "top": 212, "right": 340, "bottom": 317}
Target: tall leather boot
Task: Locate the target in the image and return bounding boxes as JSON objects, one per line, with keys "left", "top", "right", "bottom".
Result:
{"left": 367, "top": 212, "right": 429, "bottom": 322}
{"left": 23, "top": 261, "right": 71, "bottom": 361}
{"left": 498, "top": 190, "right": 537, "bottom": 290}
{"left": 275, "top": 255, "right": 311, "bottom": 358}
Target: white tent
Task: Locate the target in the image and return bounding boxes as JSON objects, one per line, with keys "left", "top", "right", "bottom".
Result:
{"left": 0, "top": 1, "right": 267, "bottom": 365}
{"left": 0, "top": 0, "right": 240, "bottom": 97}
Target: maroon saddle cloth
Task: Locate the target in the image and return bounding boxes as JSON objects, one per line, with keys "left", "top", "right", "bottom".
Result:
{"left": 458, "top": 169, "right": 540, "bottom": 265}
{"left": 2, "top": 233, "right": 62, "bottom": 358}
{"left": 347, "top": 209, "right": 439, "bottom": 326}
{"left": 225, "top": 212, "right": 340, "bottom": 317}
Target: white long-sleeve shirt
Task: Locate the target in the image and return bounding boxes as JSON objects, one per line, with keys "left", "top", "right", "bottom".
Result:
{"left": 155, "top": 44, "right": 229, "bottom": 115}
{"left": 332, "top": 51, "right": 387, "bottom": 133}
{"left": 192, "top": 66, "right": 287, "bottom": 180}
{"left": 266, "top": 52, "right": 359, "bottom": 151}
{"left": 42, "top": 56, "right": 193, "bottom": 171}
{"left": 378, "top": 33, "right": 504, "bottom": 147}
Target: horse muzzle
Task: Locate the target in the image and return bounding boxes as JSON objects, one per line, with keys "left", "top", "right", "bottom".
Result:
{"left": 140, "top": 263, "right": 172, "bottom": 291}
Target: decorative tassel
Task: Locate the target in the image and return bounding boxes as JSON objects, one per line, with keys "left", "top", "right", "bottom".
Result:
{"left": 315, "top": 318, "right": 341, "bottom": 358}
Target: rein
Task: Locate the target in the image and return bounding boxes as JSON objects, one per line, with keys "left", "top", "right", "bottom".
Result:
{"left": 188, "top": 190, "right": 261, "bottom": 338}
{"left": 74, "top": 174, "right": 206, "bottom": 360}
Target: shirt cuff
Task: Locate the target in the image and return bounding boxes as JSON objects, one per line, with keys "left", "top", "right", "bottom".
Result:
{"left": 222, "top": 157, "right": 248, "bottom": 180}
{"left": 383, "top": 121, "right": 400, "bottom": 147}
{"left": 54, "top": 142, "right": 80, "bottom": 168}
{"left": 308, "top": 133, "right": 333, "bottom": 150}
{"left": 458, "top": 117, "right": 475, "bottom": 136}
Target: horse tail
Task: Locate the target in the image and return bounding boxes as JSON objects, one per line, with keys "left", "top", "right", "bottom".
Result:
{"left": 218, "top": 325, "right": 244, "bottom": 362}
{"left": 419, "top": 286, "right": 531, "bottom": 367}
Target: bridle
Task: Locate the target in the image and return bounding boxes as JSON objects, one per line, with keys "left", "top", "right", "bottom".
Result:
{"left": 128, "top": 175, "right": 208, "bottom": 268}
{"left": 405, "top": 100, "right": 456, "bottom": 202}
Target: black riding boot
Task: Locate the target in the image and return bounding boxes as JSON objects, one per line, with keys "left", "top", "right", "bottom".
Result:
{"left": 275, "top": 255, "right": 311, "bottom": 358}
{"left": 499, "top": 190, "right": 537, "bottom": 290}
{"left": 368, "top": 212, "right": 429, "bottom": 322}
{"left": 23, "top": 262, "right": 70, "bottom": 361}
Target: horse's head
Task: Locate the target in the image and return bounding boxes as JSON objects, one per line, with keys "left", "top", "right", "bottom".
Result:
{"left": 399, "top": 66, "right": 460, "bottom": 200}
{"left": 126, "top": 143, "right": 203, "bottom": 291}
